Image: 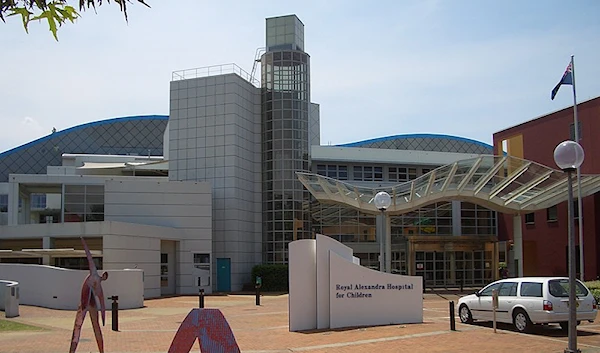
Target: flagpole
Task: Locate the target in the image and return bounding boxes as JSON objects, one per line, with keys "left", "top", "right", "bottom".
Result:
{"left": 571, "top": 55, "right": 585, "bottom": 281}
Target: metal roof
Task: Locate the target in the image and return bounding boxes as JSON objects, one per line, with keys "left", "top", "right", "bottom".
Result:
{"left": 334, "top": 134, "right": 493, "bottom": 154}
{"left": 297, "top": 155, "right": 600, "bottom": 215}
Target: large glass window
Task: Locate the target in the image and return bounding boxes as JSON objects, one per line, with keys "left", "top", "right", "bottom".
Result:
{"left": 0, "top": 194, "right": 7, "bottom": 212}
{"left": 461, "top": 202, "right": 496, "bottom": 235}
{"left": 391, "top": 202, "right": 453, "bottom": 236}
{"left": 64, "top": 185, "right": 104, "bottom": 222}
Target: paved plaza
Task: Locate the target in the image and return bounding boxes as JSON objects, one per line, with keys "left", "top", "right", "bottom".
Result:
{"left": 2, "top": 292, "right": 600, "bottom": 353}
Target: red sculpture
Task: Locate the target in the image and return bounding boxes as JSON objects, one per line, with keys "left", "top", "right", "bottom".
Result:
{"left": 168, "top": 309, "right": 240, "bottom": 353}
{"left": 69, "top": 238, "right": 108, "bottom": 353}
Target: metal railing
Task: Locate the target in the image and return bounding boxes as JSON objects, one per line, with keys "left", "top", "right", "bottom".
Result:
{"left": 171, "top": 63, "right": 259, "bottom": 87}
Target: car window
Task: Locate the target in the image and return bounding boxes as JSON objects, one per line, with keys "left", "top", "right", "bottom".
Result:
{"left": 549, "top": 279, "right": 589, "bottom": 297}
{"left": 479, "top": 282, "right": 502, "bottom": 296}
{"left": 499, "top": 282, "right": 518, "bottom": 296}
{"left": 520, "top": 282, "right": 543, "bottom": 297}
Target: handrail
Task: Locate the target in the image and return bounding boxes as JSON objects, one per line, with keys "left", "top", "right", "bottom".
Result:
{"left": 171, "top": 63, "right": 260, "bottom": 87}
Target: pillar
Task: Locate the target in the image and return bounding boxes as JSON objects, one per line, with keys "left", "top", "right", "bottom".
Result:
{"left": 385, "top": 214, "right": 391, "bottom": 273}
{"left": 42, "top": 237, "right": 54, "bottom": 266}
{"left": 7, "top": 182, "right": 19, "bottom": 226}
{"left": 452, "top": 200, "right": 462, "bottom": 236}
{"left": 513, "top": 214, "right": 523, "bottom": 277}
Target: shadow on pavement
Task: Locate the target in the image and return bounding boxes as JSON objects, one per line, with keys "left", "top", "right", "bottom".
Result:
{"left": 468, "top": 321, "right": 600, "bottom": 337}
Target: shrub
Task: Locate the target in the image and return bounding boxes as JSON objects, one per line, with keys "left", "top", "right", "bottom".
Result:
{"left": 251, "top": 264, "right": 289, "bottom": 292}
{"left": 585, "top": 281, "right": 600, "bottom": 303}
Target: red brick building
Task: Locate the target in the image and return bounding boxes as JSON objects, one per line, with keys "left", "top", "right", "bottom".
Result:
{"left": 493, "top": 96, "right": 600, "bottom": 280}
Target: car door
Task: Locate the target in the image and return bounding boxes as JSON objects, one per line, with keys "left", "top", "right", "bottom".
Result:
{"left": 496, "top": 281, "right": 518, "bottom": 323}
{"left": 472, "top": 282, "right": 503, "bottom": 321}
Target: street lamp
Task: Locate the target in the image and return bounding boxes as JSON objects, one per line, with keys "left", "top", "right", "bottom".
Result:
{"left": 554, "top": 140, "right": 585, "bottom": 353}
{"left": 374, "top": 191, "right": 392, "bottom": 273}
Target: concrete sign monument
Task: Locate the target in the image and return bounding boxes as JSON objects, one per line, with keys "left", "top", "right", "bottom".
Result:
{"left": 289, "top": 234, "right": 423, "bottom": 331}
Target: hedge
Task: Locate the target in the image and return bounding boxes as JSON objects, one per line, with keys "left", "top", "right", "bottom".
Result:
{"left": 251, "top": 264, "right": 289, "bottom": 292}
{"left": 585, "top": 281, "right": 600, "bottom": 303}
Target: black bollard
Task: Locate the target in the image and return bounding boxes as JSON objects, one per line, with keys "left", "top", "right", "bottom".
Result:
{"left": 255, "top": 285, "right": 260, "bottom": 306}
{"left": 460, "top": 279, "right": 463, "bottom": 293}
{"left": 110, "top": 296, "right": 119, "bottom": 332}
{"left": 449, "top": 301, "right": 456, "bottom": 331}
{"left": 199, "top": 289, "right": 205, "bottom": 309}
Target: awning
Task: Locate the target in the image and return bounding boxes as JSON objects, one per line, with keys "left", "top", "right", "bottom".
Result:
{"left": 78, "top": 162, "right": 126, "bottom": 169}
{"left": 297, "top": 155, "right": 600, "bottom": 215}
{"left": 0, "top": 249, "right": 103, "bottom": 258}
{"left": 78, "top": 160, "right": 169, "bottom": 171}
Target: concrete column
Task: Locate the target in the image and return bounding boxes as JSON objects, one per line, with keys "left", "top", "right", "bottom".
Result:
{"left": 513, "top": 214, "right": 523, "bottom": 277}
{"left": 452, "top": 201, "right": 461, "bottom": 236}
{"left": 377, "top": 213, "right": 384, "bottom": 271}
{"left": 7, "top": 182, "right": 19, "bottom": 226}
{"left": 449, "top": 251, "right": 456, "bottom": 284}
{"left": 42, "top": 237, "right": 54, "bottom": 266}
{"left": 23, "top": 196, "right": 30, "bottom": 224}
{"left": 385, "top": 214, "right": 391, "bottom": 273}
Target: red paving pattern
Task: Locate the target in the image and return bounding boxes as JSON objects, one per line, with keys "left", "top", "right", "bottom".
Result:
{"left": 2, "top": 293, "right": 600, "bottom": 353}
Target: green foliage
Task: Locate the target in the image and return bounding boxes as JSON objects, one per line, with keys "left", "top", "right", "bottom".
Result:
{"left": 585, "top": 281, "right": 600, "bottom": 303}
{"left": 1, "top": 0, "right": 150, "bottom": 40}
{"left": 251, "top": 264, "right": 289, "bottom": 292}
{"left": 0, "top": 319, "right": 43, "bottom": 331}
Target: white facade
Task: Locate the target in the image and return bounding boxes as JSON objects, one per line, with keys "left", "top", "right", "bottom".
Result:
{"left": 169, "top": 73, "right": 263, "bottom": 292}
{"left": 0, "top": 166, "right": 213, "bottom": 300}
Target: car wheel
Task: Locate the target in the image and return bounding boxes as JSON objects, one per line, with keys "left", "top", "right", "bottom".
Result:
{"left": 513, "top": 309, "right": 532, "bottom": 333}
{"left": 459, "top": 304, "right": 473, "bottom": 324}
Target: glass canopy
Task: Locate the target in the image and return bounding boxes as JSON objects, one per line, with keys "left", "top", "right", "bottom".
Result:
{"left": 297, "top": 155, "right": 600, "bottom": 215}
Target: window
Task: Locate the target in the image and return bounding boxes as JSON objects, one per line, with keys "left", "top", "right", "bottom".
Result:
{"left": 547, "top": 206, "right": 558, "bottom": 222}
{"left": 316, "top": 164, "right": 348, "bottom": 180}
{"left": 54, "top": 257, "right": 102, "bottom": 270}
{"left": 524, "top": 213, "right": 535, "bottom": 224}
{"left": 548, "top": 279, "right": 588, "bottom": 297}
{"left": 520, "top": 282, "right": 543, "bottom": 297}
{"left": 479, "top": 282, "right": 502, "bottom": 296}
{"left": 64, "top": 185, "right": 104, "bottom": 222}
{"left": 461, "top": 202, "right": 497, "bottom": 235}
{"left": 31, "top": 193, "right": 47, "bottom": 209}
{"left": 389, "top": 167, "right": 417, "bottom": 182}
{"left": 0, "top": 194, "right": 7, "bottom": 212}
{"left": 498, "top": 282, "right": 518, "bottom": 296}
{"left": 353, "top": 166, "right": 383, "bottom": 181}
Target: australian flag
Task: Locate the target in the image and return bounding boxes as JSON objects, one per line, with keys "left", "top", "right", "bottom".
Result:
{"left": 551, "top": 62, "right": 573, "bottom": 100}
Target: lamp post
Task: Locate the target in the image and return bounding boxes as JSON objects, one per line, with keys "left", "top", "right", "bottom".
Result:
{"left": 554, "top": 140, "right": 585, "bottom": 353}
{"left": 374, "top": 191, "right": 392, "bottom": 273}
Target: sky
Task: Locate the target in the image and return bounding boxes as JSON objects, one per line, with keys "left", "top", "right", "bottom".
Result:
{"left": 1, "top": 0, "right": 599, "bottom": 153}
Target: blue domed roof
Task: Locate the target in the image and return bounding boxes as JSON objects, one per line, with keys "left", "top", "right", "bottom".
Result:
{"left": 0, "top": 115, "right": 168, "bottom": 182}
{"left": 336, "top": 133, "right": 493, "bottom": 154}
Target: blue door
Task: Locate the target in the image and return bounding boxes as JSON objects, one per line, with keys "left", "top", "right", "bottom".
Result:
{"left": 216, "top": 258, "right": 231, "bottom": 292}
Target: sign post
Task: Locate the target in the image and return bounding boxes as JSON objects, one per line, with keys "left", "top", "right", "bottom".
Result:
{"left": 492, "top": 289, "right": 499, "bottom": 333}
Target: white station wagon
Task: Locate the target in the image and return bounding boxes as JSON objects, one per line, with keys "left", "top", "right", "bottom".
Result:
{"left": 458, "top": 277, "right": 597, "bottom": 332}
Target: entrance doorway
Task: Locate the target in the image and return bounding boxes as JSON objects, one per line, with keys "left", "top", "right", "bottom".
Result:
{"left": 414, "top": 250, "right": 493, "bottom": 288}
{"left": 216, "top": 258, "right": 231, "bottom": 292}
{"left": 160, "top": 240, "right": 176, "bottom": 296}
